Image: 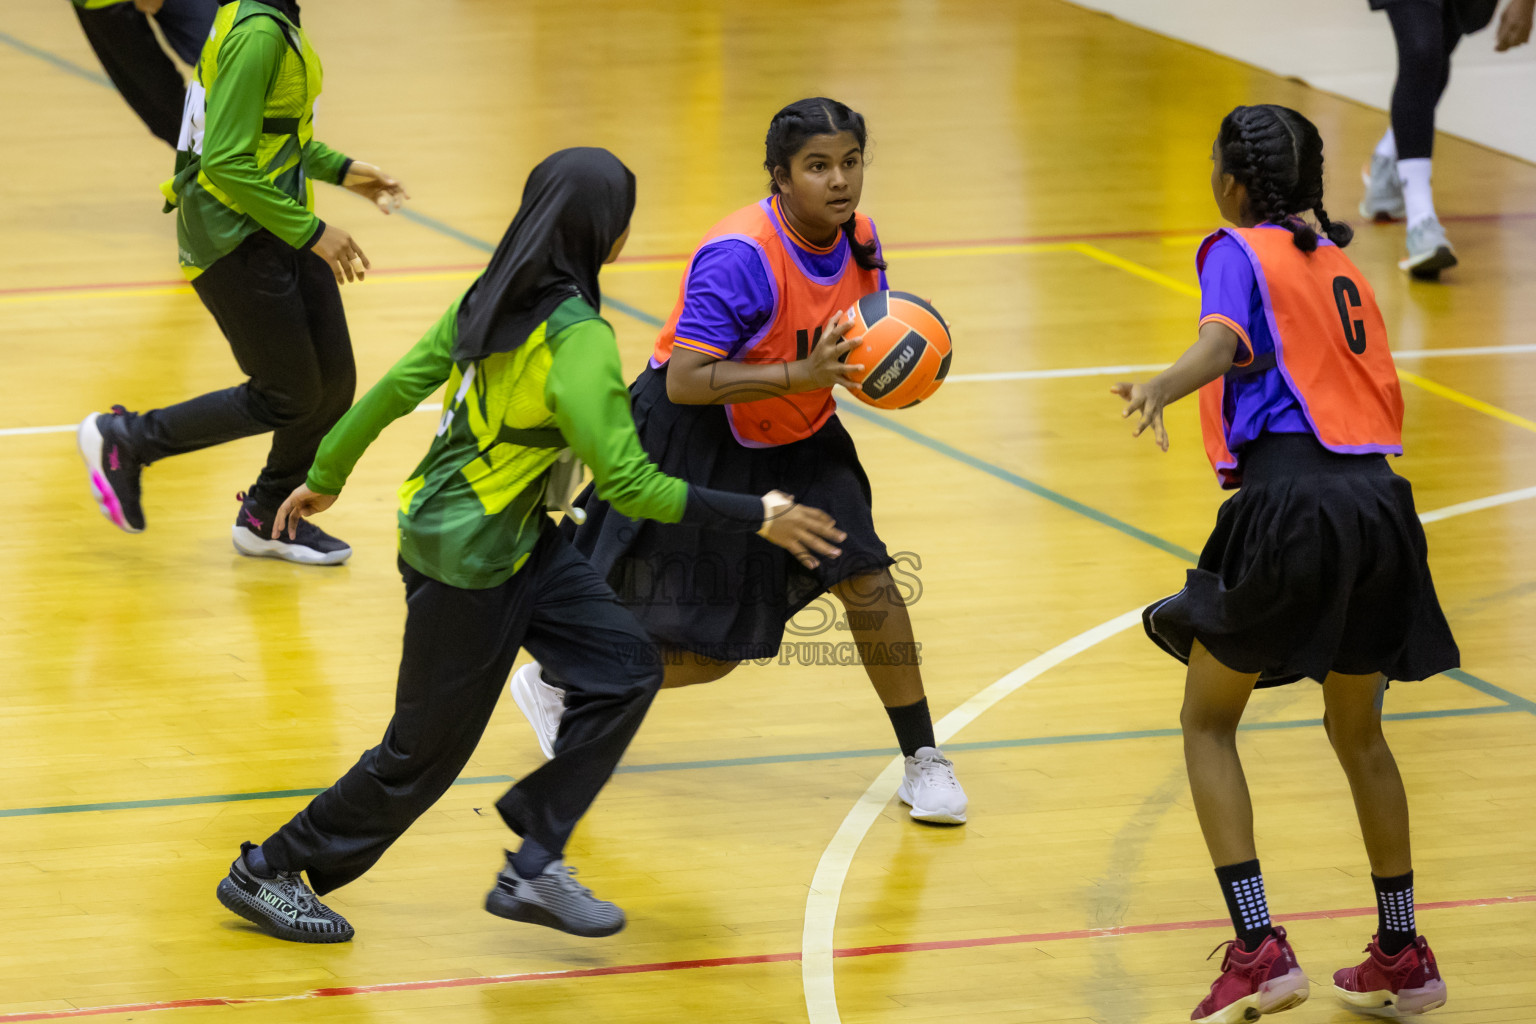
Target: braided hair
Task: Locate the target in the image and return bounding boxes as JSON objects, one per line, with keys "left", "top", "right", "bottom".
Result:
{"left": 1217, "top": 104, "right": 1353, "bottom": 253}
{"left": 764, "top": 98, "right": 887, "bottom": 272}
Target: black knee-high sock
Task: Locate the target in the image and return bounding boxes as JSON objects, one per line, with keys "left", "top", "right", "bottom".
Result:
{"left": 1215, "top": 859, "right": 1275, "bottom": 950}
{"left": 885, "top": 697, "right": 936, "bottom": 757}
{"left": 1373, "top": 871, "right": 1416, "bottom": 956}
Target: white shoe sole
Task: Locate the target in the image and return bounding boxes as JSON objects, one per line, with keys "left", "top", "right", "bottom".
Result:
{"left": 508, "top": 664, "right": 561, "bottom": 760}
{"left": 1333, "top": 980, "right": 1448, "bottom": 1017}
{"left": 896, "top": 781, "right": 967, "bottom": 825}
{"left": 77, "top": 414, "right": 142, "bottom": 533}
{"left": 231, "top": 526, "right": 350, "bottom": 565}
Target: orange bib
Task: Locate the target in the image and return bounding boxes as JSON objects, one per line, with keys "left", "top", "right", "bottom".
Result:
{"left": 653, "top": 198, "right": 882, "bottom": 447}
{"left": 1197, "top": 227, "right": 1403, "bottom": 487}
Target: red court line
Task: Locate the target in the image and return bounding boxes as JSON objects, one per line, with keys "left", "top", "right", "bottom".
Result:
{"left": 2, "top": 893, "right": 1529, "bottom": 1022}
{"left": 5, "top": 212, "right": 1532, "bottom": 300}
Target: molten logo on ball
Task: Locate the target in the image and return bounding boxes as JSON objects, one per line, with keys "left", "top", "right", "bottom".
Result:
{"left": 842, "top": 290, "right": 953, "bottom": 410}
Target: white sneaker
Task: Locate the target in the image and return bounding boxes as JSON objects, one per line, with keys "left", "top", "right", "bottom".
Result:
{"left": 1359, "top": 155, "right": 1405, "bottom": 222}
{"left": 509, "top": 662, "right": 565, "bottom": 760}
{"left": 1399, "top": 216, "right": 1458, "bottom": 280}
{"left": 896, "top": 746, "right": 968, "bottom": 824}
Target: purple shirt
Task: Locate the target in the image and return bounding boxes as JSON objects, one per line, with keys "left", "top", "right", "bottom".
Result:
{"left": 1198, "top": 227, "right": 1311, "bottom": 452}
{"left": 671, "top": 214, "right": 888, "bottom": 361}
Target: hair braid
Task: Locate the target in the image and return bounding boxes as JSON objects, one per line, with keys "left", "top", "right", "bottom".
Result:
{"left": 1217, "top": 104, "right": 1351, "bottom": 252}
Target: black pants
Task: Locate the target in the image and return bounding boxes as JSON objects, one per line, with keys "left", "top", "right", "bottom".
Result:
{"left": 121, "top": 231, "right": 356, "bottom": 510}
{"left": 74, "top": 0, "right": 217, "bottom": 146}
{"left": 1384, "top": 0, "right": 1468, "bottom": 159}
{"left": 261, "top": 529, "right": 664, "bottom": 897}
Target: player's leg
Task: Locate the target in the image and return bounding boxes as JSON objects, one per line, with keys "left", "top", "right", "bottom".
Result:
{"left": 228, "top": 243, "right": 356, "bottom": 564}
{"left": 72, "top": 2, "right": 185, "bottom": 145}
{"left": 489, "top": 538, "right": 665, "bottom": 937}
{"left": 1183, "top": 640, "right": 1309, "bottom": 1024}
{"left": 1386, "top": 0, "right": 1459, "bottom": 276}
{"left": 217, "top": 555, "right": 532, "bottom": 941}
{"left": 832, "top": 570, "right": 967, "bottom": 824}
{"left": 1323, "top": 670, "right": 1447, "bottom": 1015}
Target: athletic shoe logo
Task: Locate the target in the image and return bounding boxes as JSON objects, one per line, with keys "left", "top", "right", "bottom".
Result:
{"left": 109, "top": 447, "right": 120, "bottom": 472}
{"left": 258, "top": 887, "right": 299, "bottom": 921}
{"left": 242, "top": 509, "right": 265, "bottom": 531}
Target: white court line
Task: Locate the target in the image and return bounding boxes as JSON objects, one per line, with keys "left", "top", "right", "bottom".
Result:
{"left": 0, "top": 403, "right": 446, "bottom": 438}
{"left": 800, "top": 608, "right": 1146, "bottom": 1024}
{"left": 1418, "top": 485, "right": 1536, "bottom": 524}
{"left": 946, "top": 344, "right": 1536, "bottom": 384}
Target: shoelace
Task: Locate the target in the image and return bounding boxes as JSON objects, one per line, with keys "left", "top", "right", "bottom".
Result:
{"left": 1206, "top": 939, "right": 1239, "bottom": 972}
{"left": 273, "top": 872, "right": 322, "bottom": 915}
{"left": 548, "top": 865, "right": 597, "bottom": 899}
{"left": 913, "top": 755, "right": 960, "bottom": 790}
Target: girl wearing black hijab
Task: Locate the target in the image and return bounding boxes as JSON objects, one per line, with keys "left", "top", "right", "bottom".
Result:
{"left": 212, "top": 148, "right": 844, "bottom": 944}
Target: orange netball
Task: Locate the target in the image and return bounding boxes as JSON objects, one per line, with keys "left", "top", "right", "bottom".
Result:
{"left": 841, "top": 290, "right": 953, "bottom": 409}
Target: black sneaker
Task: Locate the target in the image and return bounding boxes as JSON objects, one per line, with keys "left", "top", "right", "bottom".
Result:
{"left": 77, "top": 406, "right": 145, "bottom": 533}
{"left": 231, "top": 492, "right": 351, "bottom": 565}
{"left": 215, "top": 842, "right": 354, "bottom": 943}
{"left": 485, "top": 853, "right": 626, "bottom": 937}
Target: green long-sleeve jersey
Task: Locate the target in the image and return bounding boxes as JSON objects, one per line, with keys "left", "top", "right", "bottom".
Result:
{"left": 308, "top": 294, "right": 736, "bottom": 590}
{"left": 161, "top": 1, "right": 350, "bottom": 278}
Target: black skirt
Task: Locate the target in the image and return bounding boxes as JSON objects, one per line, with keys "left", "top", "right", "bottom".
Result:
{"left": 1144, "top": 434, "right": 1459, "bottom": 687}
{"left": 565, "top": 364, "right": 894, "bottom": 661}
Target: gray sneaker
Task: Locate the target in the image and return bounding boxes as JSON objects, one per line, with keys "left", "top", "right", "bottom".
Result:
{"left": 484, "top": 854, "right": 626, "bottom": 937}
{"left": 1359, "top": 154, "right": 1405, "bottom": 222}
{"left": 1399, "top": 216, "right": 1458, "bottom": 280}
{"left": 215, "top": 842, "right": 354, "bottom": 943}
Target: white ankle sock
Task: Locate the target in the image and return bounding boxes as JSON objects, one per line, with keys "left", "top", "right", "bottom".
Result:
{"left": 1375, "top": 128, "right": 1397, "bottom": 161}
{"left": 1397, "top": 158, "right": 1436, "bottom": 228}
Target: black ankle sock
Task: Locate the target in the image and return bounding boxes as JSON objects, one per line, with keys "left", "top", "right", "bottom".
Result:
{"left": 244, "top": 843, "right": 274, "bottom": 879}
{"left": 1215, "top": 859, "right": 1274, "bottom": 950}
{"left": 1373, "top": 870, "right": 1416, "bottom": 956}
{"left": 885, "top": 697, "right": 936, "bottom": 758}
{"left": 511, "top": 836, "right": 560, "bottom": 880}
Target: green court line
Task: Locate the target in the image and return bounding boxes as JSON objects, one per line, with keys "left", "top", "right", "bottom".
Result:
{"left": 0, "top": 698, "right": 1519, "bottom": 819}
{"left": 0, "top": 30, "right": 112, "bottom": 87}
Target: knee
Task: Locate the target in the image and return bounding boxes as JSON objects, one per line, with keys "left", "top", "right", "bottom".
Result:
{"left": 248, "top": 373, "right": 324, "bottom": 428}
{"left": 1179, "top": 700, "right": 1238, "bottom": 743}
{"left": 1396, "top": 36, "right": 1445, "bottom": 78}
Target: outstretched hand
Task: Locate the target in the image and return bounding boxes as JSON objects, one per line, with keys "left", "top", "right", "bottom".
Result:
{"left": 274, "top": 484, "right": 337, "bottom": 540}
{"left": 1110, "top": 381, "right": 1170, "bottom": 451}
{"left": 1496, "top": 0, "right": 1534, "bottom": 50}
{"left": 343, "top": 162, "right": 411, "bottom": 214}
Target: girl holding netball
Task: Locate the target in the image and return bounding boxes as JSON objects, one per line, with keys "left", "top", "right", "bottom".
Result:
{"left": 509, "top": 98, "right": 967, "bottom": 824}
{"left": 212, "top": 148, "right": 844, "bottom": 943}
{"left": 1114, "top": 105, "right": 1458, "bottom": 1021}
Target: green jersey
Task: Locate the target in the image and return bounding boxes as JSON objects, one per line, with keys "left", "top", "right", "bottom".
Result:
{"left": 161, "top": 1, "right": 351, "bottom": 278}
{"left": 309, "top": 294, "right": 701, "bottom": 590}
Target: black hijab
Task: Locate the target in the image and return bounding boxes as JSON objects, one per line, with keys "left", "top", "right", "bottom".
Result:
{"left": 453, "top": 148, "right": 636, "bottom": 362}
{"left": 221, "top": 0, "right": 302, "bottom": 25}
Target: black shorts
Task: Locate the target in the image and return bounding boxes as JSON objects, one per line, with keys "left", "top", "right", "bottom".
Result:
{"left": 1144, "top": 434, "right": 1459, "bottom": 687}
{"left": 566, "top": 364, "right": 893, "bottom": 662}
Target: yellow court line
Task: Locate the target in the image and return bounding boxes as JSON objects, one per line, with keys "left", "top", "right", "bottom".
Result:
{"left": 1396, "top": 369, "right": 1536, "bottom": 435}
{"left": 1070, "top": 243, "right": 1536, "bottom": 436}
{"left": 1065, "top": 242, "right": 1202, "bottom": 298}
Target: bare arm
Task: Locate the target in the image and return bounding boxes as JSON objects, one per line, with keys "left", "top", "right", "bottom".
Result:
{"left": 1109, "top": 320, "right": 1242, "bottom": 451}
{"left": 665, "top": 309, "right": 864, "bottom": 405}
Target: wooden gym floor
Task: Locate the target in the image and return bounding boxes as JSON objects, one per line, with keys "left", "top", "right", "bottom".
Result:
{"left": 1, "top": 2, "right": 1533, "bottom": 1022}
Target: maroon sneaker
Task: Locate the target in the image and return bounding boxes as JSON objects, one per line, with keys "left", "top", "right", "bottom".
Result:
{"left": 1192, "top": 926, "right": 1310, "bottom": 1023}
{"left": 1333, "top": 935, "right": 1447, "bottom": 1017}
